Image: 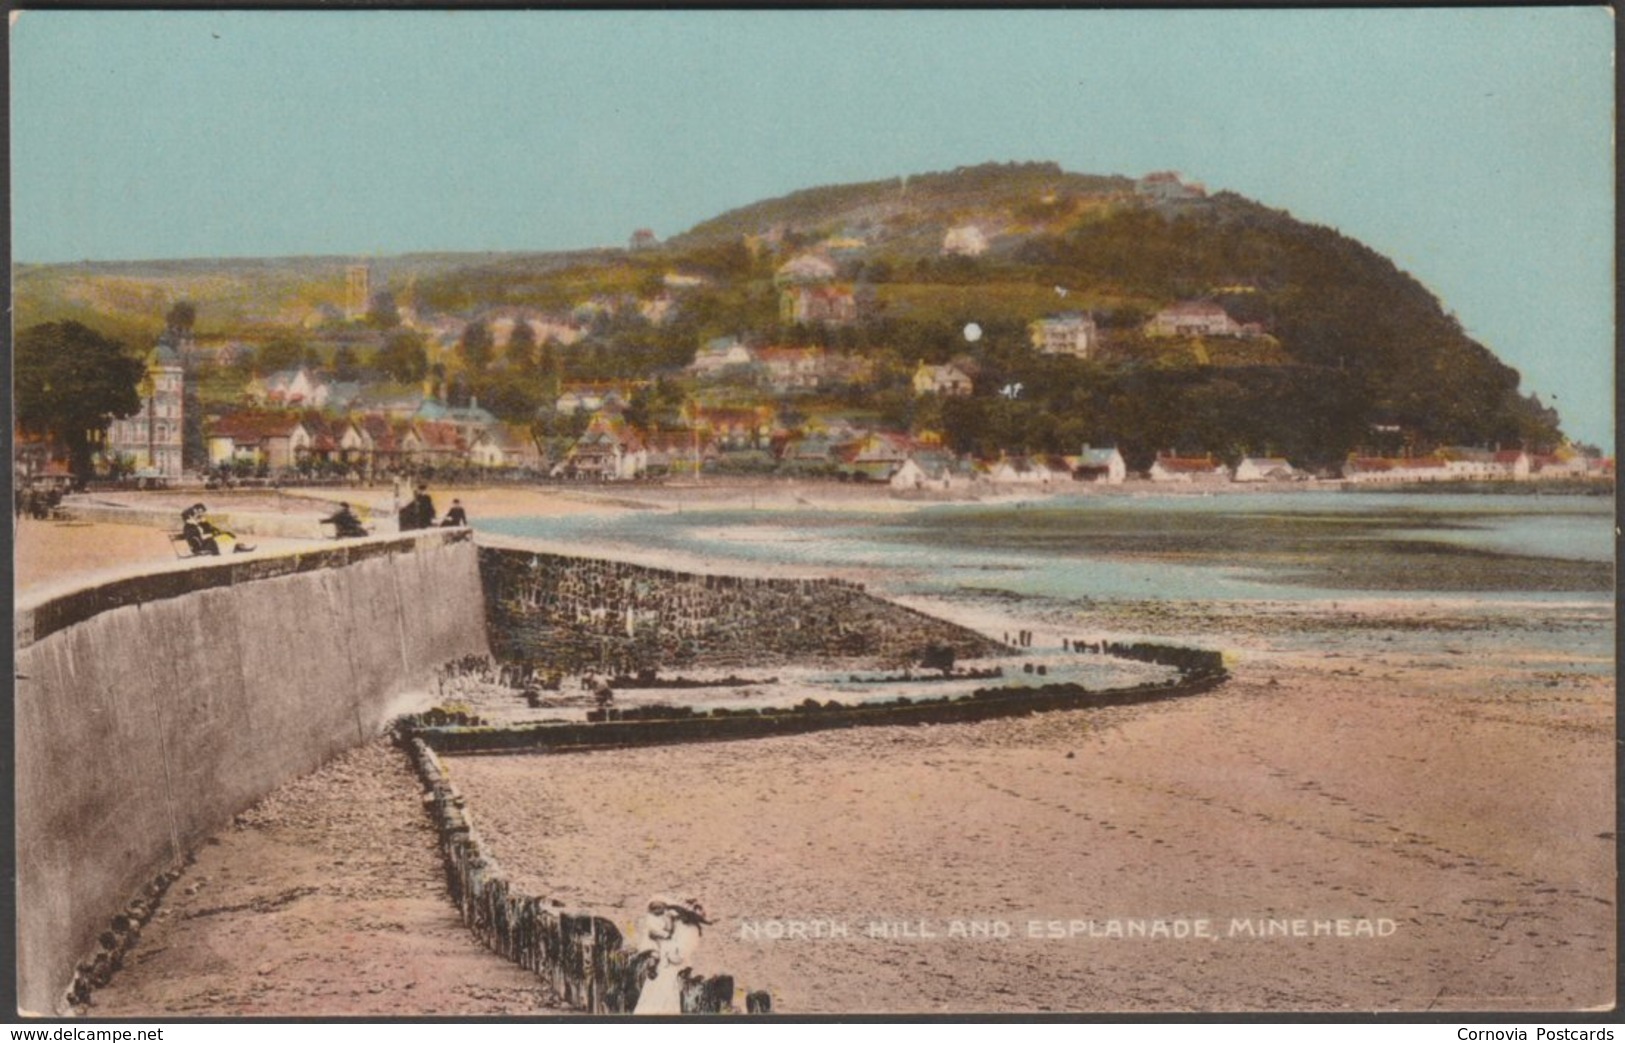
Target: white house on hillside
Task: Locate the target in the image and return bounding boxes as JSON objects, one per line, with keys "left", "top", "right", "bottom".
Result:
{"left": 1029, "top": 313, "right": 1098, "bottom": 359}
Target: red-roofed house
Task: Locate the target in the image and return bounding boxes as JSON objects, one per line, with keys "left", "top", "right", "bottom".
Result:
{"left": 207, "top": 412, "right": 311, "bottom": 472}
{"left": 1148, "top": 455, "right": 1228, "bottom": 483}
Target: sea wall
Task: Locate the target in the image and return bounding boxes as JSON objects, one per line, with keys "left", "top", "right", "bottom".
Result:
{"left": 478, "top": 546, "right": 1005, "bottom": 675}
{"left": 14, "top": 530, "right": 488, "bottom": 1015}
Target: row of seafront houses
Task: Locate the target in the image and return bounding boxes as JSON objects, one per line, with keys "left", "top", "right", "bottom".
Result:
{"left": 77, "top": 339, "right": 1605, "bottom": 487}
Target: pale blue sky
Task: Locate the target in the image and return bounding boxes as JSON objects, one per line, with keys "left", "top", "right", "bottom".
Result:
{"left": 10, "top": 9, "right": 1614, "bottom": 447}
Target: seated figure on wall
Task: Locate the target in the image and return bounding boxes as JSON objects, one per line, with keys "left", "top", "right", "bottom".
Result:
{"left": 322, "top": 502, "right": 369, "bottom": 539}
{"left": 182, "top": 503, "right": 255, "bottom": 555}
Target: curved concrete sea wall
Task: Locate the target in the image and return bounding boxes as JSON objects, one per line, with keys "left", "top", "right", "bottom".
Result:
{"left": 14, "top": 530, "right": 488, "bottom": 1015}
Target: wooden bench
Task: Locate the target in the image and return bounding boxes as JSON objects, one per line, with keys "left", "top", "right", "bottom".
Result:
{"left": 167, "top": 531, "right": 204, "bottom": 559}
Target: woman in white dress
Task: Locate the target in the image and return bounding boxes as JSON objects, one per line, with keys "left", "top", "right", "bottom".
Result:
{"left": 633, "top": 895, "right": 712, "bottom": 1015}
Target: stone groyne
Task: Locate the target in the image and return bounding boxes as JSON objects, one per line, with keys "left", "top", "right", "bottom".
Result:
{"left": 405, "top": 737, "right": 767, "bottom": 1014}
{"left": 15, "top": 530, "right": 487, "bottom": 1015}
{"left": 478, "top": 547, "right": 1005, "bottom": 675}
{"left": 413, "top": 643, "right": 1229, "bottom": 755}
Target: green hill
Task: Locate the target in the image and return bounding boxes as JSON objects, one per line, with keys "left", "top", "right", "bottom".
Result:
{"left": 12, "top": 162, "right": 1563, "bottom": 468}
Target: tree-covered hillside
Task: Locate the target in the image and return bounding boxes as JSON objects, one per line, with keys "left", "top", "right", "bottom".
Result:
{"left": 12, "top": 162, "right": 1564, "bottom": 470}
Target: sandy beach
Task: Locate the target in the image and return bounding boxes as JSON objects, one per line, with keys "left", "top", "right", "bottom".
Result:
{"left": 18, "top": 483, "right": 1615, "bottom": 1015}
{"left": 441, "top": 595, "right": 1614, "bottom": 1013}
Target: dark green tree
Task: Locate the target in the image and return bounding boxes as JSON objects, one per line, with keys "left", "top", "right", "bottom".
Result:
{"left": 165, "top": 300, "right": 197, "bottom": 335}
{"left": 507, "top": 318, "right": 538, "bottom": 374}
{"left": 459, "top": 320, "right": 494, "bottom": 373}
{"left": 375, "top": 330, "right": 429, "bottom": 384}
{"left": 257, "top": 336, "right": 312, "bottom": 373}
{"left": 366, "top": 291, "right": 401, "bottom": 329}
{"left": 15, "top": 322, "right": 146, "bottom": 480}
{"left": 333, "top": 343, "right": 361, "bottom": 381}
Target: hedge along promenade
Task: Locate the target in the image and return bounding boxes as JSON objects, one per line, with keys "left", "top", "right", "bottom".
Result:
{"left": 409, "top": 642, "right": 1229, "bottom": 755}
{"left": 403, "top": 736, "right": 769, "bottom": 1015}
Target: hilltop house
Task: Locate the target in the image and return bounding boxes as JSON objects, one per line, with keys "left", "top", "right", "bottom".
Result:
{"left": 1029, "top": 313, "right": 1098, "bottom": 359}
{"left": 942, "top": 225, "right": 989, "bottom": 257}
{"left": 628, "top": 228, "right": 660, "bottom": 251}
{"left": 912, "top": 361, "right": 973, "bottom": 397}
{"left": 1136, "top": 171, "right": 1207, "bottom": 202}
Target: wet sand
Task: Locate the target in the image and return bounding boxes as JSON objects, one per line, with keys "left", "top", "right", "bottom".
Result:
{"left": 444, "top": 597, "right": 1615, "bottom": 1014}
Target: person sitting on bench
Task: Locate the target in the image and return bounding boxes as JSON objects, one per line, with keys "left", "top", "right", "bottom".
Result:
{"left": 441, "top": 499, "right": 468, "bottom": 528}
{"left": 182, "top": 503, "right": 254, "bottom": 555}
{"left": 322, "top": 502, "right": 368, "bottom": 539}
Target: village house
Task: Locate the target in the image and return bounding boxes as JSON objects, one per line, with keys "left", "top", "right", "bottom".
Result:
{"left": 1029, "top": 313, "right": 1099, "bottom": 359}
{"left": 890, "top": 449, "right": 963, "bottom": 492}
{"left": 775, "top": 253, "right": 838, "bottom": 287}
{"left": 988, "top": 454, "right": 1067, "bottom": 486}
{"left": 840, "top": 431, "right": 914, "bottom": 483}
{"left": 561, "top": 412, "right": 647, "bottom": 480}
{"left": 1341, "top": 456, "right": 1450, "bottom": 484}
{"left": 755, "top": 346, "right": 829, "bottom": 392}
{"left": 555, "top": 383, "right": 635, "bottom": 415}
{"left": 643, "top": 429, "right": 716, "bottom": 476}
{"left": 912, "top": 361, "right": 973, "bottom": 397}
{"left": 415, "top": 397, "right": 498, "bottom": 446}
{"left": 942, "top": 225, "right": 989, "bottom": 257}
{"left": 206, "top": 412, "right": 311, "bottom": 472}
{"left": 1232, "top": 456, "right": 1298, "bottom": 483}
{"left": 1529, "top": 452, "right": 1588, "bottom": 478}
{"left": 356, "top": 413, "right": 413, "bottom": 473}
{"left": 106, "top": 333, "right": 185, "bottom": 478}
{"left": 628, "top": 228, "right": 660, "bottom": 251}
{"left": 689, "top": 337, "right": 757, "bottom": 380}
{"left": 249, "top": 366, "right": 331, "bottom": 409}
{"left": 1438, "top": 446, "right": 1532, "bottom": 481}
{"left": 1145, "top": 302, "right": 1257, "bottom": 339}
{"left": 686, "top": 404, "right": 777, "bottom": 451}
{"left": 470, "top": 423, "right": 543, "bottom": 470}
{"left": 1069, "top": 446, "right": 1128, "bottom": 484}
{"left": 638, "top": 294, "right": 678, "bottom": 326}
{"left": 1148, "top": 455, "right": 1229, "bottom": 483}
{"left": 780, "top": 285, "right": 858, "bottom": 326}
{"left": 400, "top": 420, "right": 467, "bottom": 468}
